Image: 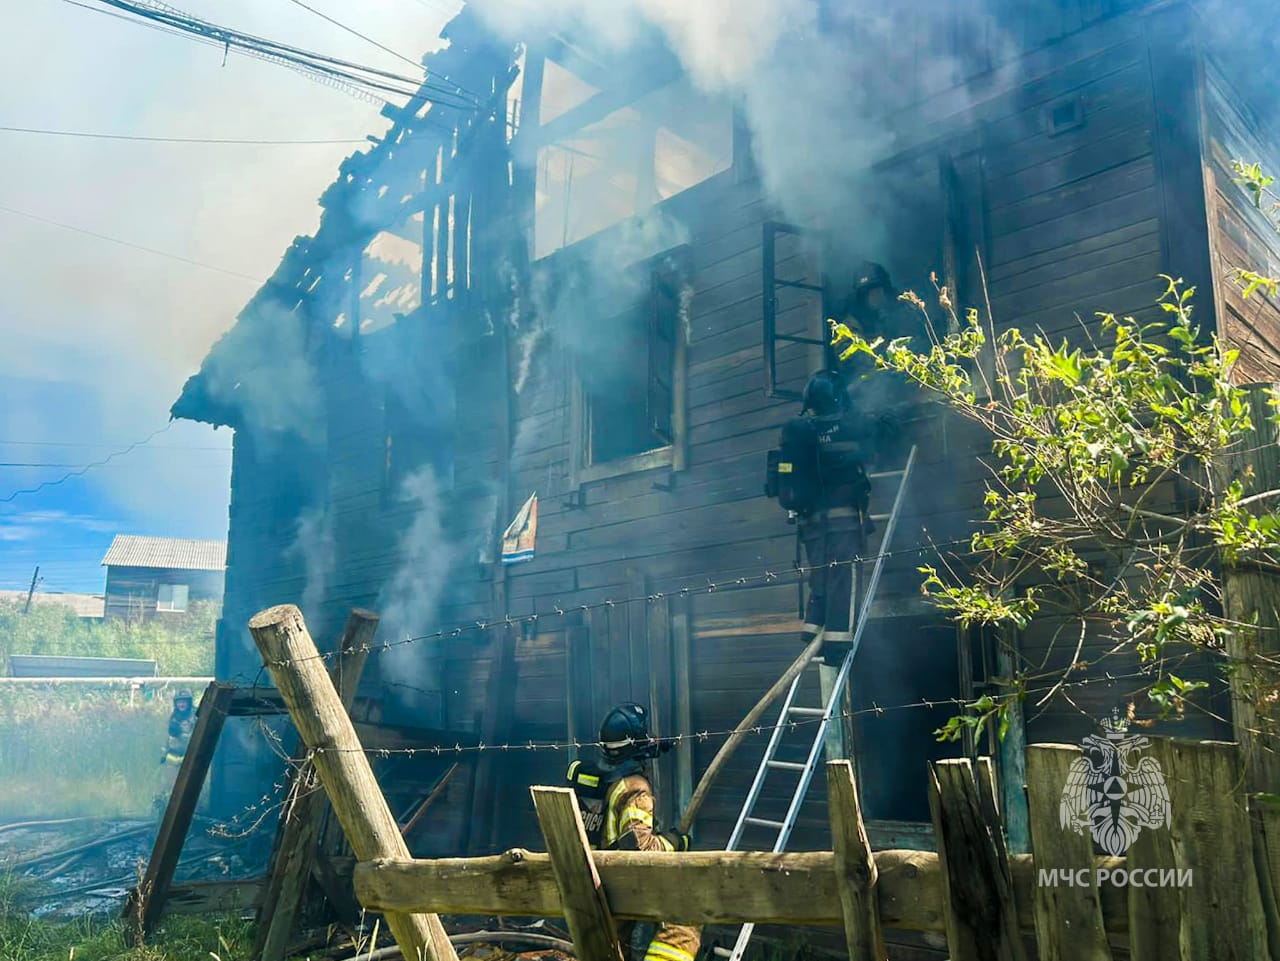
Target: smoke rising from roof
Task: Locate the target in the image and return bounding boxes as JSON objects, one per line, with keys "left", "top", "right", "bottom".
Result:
{"left": 473, "top": 0, "right": 1007, "bottom": 253}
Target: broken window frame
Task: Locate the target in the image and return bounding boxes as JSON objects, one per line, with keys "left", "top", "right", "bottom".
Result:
{"left": 939, "top": 148, "right": 994, "bottom": 399}
{"left": 523, "top": 41, "right": 733, "bottom": 260}
{"left": 761, "top": 221, "right": 833, "bottom": 400}
{"left": 568, "top": 246, "right": 691, "bottom": 488}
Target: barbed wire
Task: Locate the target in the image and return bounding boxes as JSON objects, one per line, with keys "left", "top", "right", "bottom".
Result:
{"left": 258, "top": 537, "right": 975, "bottom": 671}
{"left": 207, "top": 771, "right": 297, "bottom": 839}
{"left": 302, "top": 666, "right": 1170, "bottom": 760}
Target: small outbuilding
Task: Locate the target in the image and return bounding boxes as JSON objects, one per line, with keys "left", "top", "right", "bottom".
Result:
{"left": 100, "top": 535, "right": 226, "bottom": 620}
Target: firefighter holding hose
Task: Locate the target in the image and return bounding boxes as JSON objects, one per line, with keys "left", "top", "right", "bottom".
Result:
{"left": 567, "top": 704, "right": 700, "bottom": 961}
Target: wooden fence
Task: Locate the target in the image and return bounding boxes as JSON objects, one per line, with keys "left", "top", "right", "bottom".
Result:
{"left": 250, "top": 604, "right": 1280, "bottom": 961}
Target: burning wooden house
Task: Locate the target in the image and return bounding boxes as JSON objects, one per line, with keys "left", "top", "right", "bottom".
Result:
{"left": 173, "top": 0, "right": 1274, "bottom": 879}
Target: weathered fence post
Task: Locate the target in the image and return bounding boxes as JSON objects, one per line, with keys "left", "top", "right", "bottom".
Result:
{"left": 1218, "top": 382, "right": 1280, "bottom": 793}
{"left": 249, "top": 604, "right": 457, "bottom": 961}
{"left": 1157, "top": 738, "right": 1269, "bottom": 961}
{"left": 826, "top": 760, "right": 887, "bottom": 961}
{"left": 928, "top": 758, "right": 1026, "bottom": 961}
{"left": 1251, "top": 797, "right": 1280, "bottom": 960}
{"left": 254, "top": 609, "right": 377, "bottom": 961}
{"left": 531, "top": 786, "right": 625, "bottom": 961}
{"left": 1025, "top": 745, "right": 1111, "bottom": 961}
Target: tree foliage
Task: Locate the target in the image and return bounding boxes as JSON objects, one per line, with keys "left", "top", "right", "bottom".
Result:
{"left": 832, "top": 253, "right": 1280, "bottom": 741}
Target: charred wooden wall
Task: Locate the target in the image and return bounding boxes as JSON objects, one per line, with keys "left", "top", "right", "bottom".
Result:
{"left": 437, "top": 5, "right": 1238, "bottom": 855}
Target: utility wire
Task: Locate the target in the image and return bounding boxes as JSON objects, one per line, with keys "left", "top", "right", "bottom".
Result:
{"left": 81, "top": 0, "right": 483, "bottom": 110}
{"left": 1, "top": 460, "right": 226, "bottom": 468}
{"left": 0, "top": 204, "right": 261, "bottom": 282}
{"left": 283, "top": 0, "right": 425, "bottom": 74}
{"left": 0, "top": 424, "right": 175, "bottom": 503}
{"left": 0, "top": 125, "right": 368, "bottom": 146}
{"left": 0, "top": 440, "right": 229, "bottom": 450}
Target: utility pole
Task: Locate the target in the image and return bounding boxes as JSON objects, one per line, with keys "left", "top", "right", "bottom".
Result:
{"left": 23, "top": 566, "right": 40, "bottom": 614}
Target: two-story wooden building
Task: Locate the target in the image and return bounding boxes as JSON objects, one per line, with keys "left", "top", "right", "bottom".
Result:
{"left": 173, "top": 0, "right": 1277, "bottom": 883}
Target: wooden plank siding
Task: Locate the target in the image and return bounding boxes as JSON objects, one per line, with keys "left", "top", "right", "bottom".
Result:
{"left": 1201, "top": 56, "right": 1280, "bottom": 384}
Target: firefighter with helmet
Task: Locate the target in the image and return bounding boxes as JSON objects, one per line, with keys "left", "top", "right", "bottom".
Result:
{"left": 834, "top": 261, "right": 923, "bottom": 431}
{"left": 774, "top": 370, "right": 875, "bottom": 665}
{"left": 567, "top": 704, "right": 701, "bottom": 961}
{"left": 155, "top": 688, "right": 195, "bottom": 814}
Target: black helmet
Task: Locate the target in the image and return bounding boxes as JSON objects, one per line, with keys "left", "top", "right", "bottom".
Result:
{"left": 802, "top": 370, "right": 849, "bottom": 416}
{"left": 174, "top": 689, "right": 193, "bottom": 709}
{"left": 852, "top": 261, "right": 895, "bottom": 302}
{"left": 599, "top": 703, "right": 652, "bottom": 762}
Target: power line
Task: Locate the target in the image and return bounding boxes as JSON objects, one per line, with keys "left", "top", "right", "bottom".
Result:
{"left": 0, "top": 440, "right": 230, "bottom": 450}
{"left": 76, "top": 0, "right": 483, "bottom": 111}
{"left": 1, "top": 463, "right": 230, "bottom": 470}
{"left": 0, "top": 423, "right": 176, "bottom": 504}
{"left": 0, "top": 204, "right": 261, "bottom": 282}
{"left": 0, "top": 124, "right": 368, "bottom": 146}
{"left": 283, "top": 0, "right": 425, "bottom": 74}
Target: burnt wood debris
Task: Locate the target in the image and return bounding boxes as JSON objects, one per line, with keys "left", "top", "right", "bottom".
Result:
{"left": 43, "top": 0, "right": 1273, "bottom": 959}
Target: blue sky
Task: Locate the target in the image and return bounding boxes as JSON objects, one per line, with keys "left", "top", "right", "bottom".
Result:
{"left": 0, "top": 0, "right": 457, "bottom": 594}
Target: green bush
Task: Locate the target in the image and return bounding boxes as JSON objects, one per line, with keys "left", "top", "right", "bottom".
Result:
{"left": 0, "top": 599, "right": 216, "bottom": 676}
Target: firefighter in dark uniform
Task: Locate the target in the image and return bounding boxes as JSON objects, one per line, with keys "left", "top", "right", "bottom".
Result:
{"left": 782, "top": 370, "right": 874, "bottom": 664}
{"left": 833, "top": 262, "right": 923, "bottom": 462}
{"left": 155, "top": 688, "right": 195, "bottom": 814}
{"left": 567, "top": 704, "right": 700, "bottom": 961}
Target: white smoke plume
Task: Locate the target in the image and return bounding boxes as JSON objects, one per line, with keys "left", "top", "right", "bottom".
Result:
{"left": 374, "top": 466, "right": 452, "bottom": 715}
{"left": 473, "top": 0, "right": 1010, "bottom": 257}
{"left": 285, "top": 507, "right": 335, "bottom": 630}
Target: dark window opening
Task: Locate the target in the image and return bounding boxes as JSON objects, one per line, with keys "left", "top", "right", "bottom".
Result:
{"left": 1047, "top": 96, "right": 1085, "bottom": 137}
{"left": 383, "top": 387, "right": 456, "bottom": 502}
{"left": 584, "top": 253, "right": 685, "bottom": 465}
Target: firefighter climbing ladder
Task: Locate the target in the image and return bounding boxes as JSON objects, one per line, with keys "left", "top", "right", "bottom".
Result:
{"left": 715, "top": 445, "right": 918, "bottom": 961}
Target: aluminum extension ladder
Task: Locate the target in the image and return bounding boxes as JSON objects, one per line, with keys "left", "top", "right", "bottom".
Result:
{"left": 714, "top": 445, "right": 917, "bottom": 961}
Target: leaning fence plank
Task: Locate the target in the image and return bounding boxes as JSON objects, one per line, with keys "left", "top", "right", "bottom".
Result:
{"left": 1251, "top": 798, "right": 1280, "bottom": 961}
{"left": 255, "top": 609, "right": 377, "bottom": 961}
{"left": 124, "top": 680, "right": 235, "bottom": 940}
{"left": 249, "top": 604, "right": 457, "bottom": 961}
{"left": 531, "top": 787, "right": 625, "bottom": 961}
{"left": 1025, "top": 745, "right": 1111, "bottom": 961}
{"left": 826, "top": 760, "right": 887, "bottom": 961}
{"left": 1126, "top": 792, "right": 1179, "bottom": 961}
{"left": 928, "top": 758, "right": 1026, "bottom": 961}
{"left": 1158, "top": 739, "right": 1269, "bottom": 961}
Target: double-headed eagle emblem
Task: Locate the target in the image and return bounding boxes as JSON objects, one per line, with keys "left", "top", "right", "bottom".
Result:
{"left": 1060, "top": 710, "right": 1171, "bottom": 856}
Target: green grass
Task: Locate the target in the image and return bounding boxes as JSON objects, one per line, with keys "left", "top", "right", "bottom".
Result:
{"left": 0, "top": 599, "right": 218, "bottom": 820}
{"left": 0, "top": 683, "right": 203, "bottom": 820}
{"left": 0, "top": 876, "right": 253, "bottom": 961}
